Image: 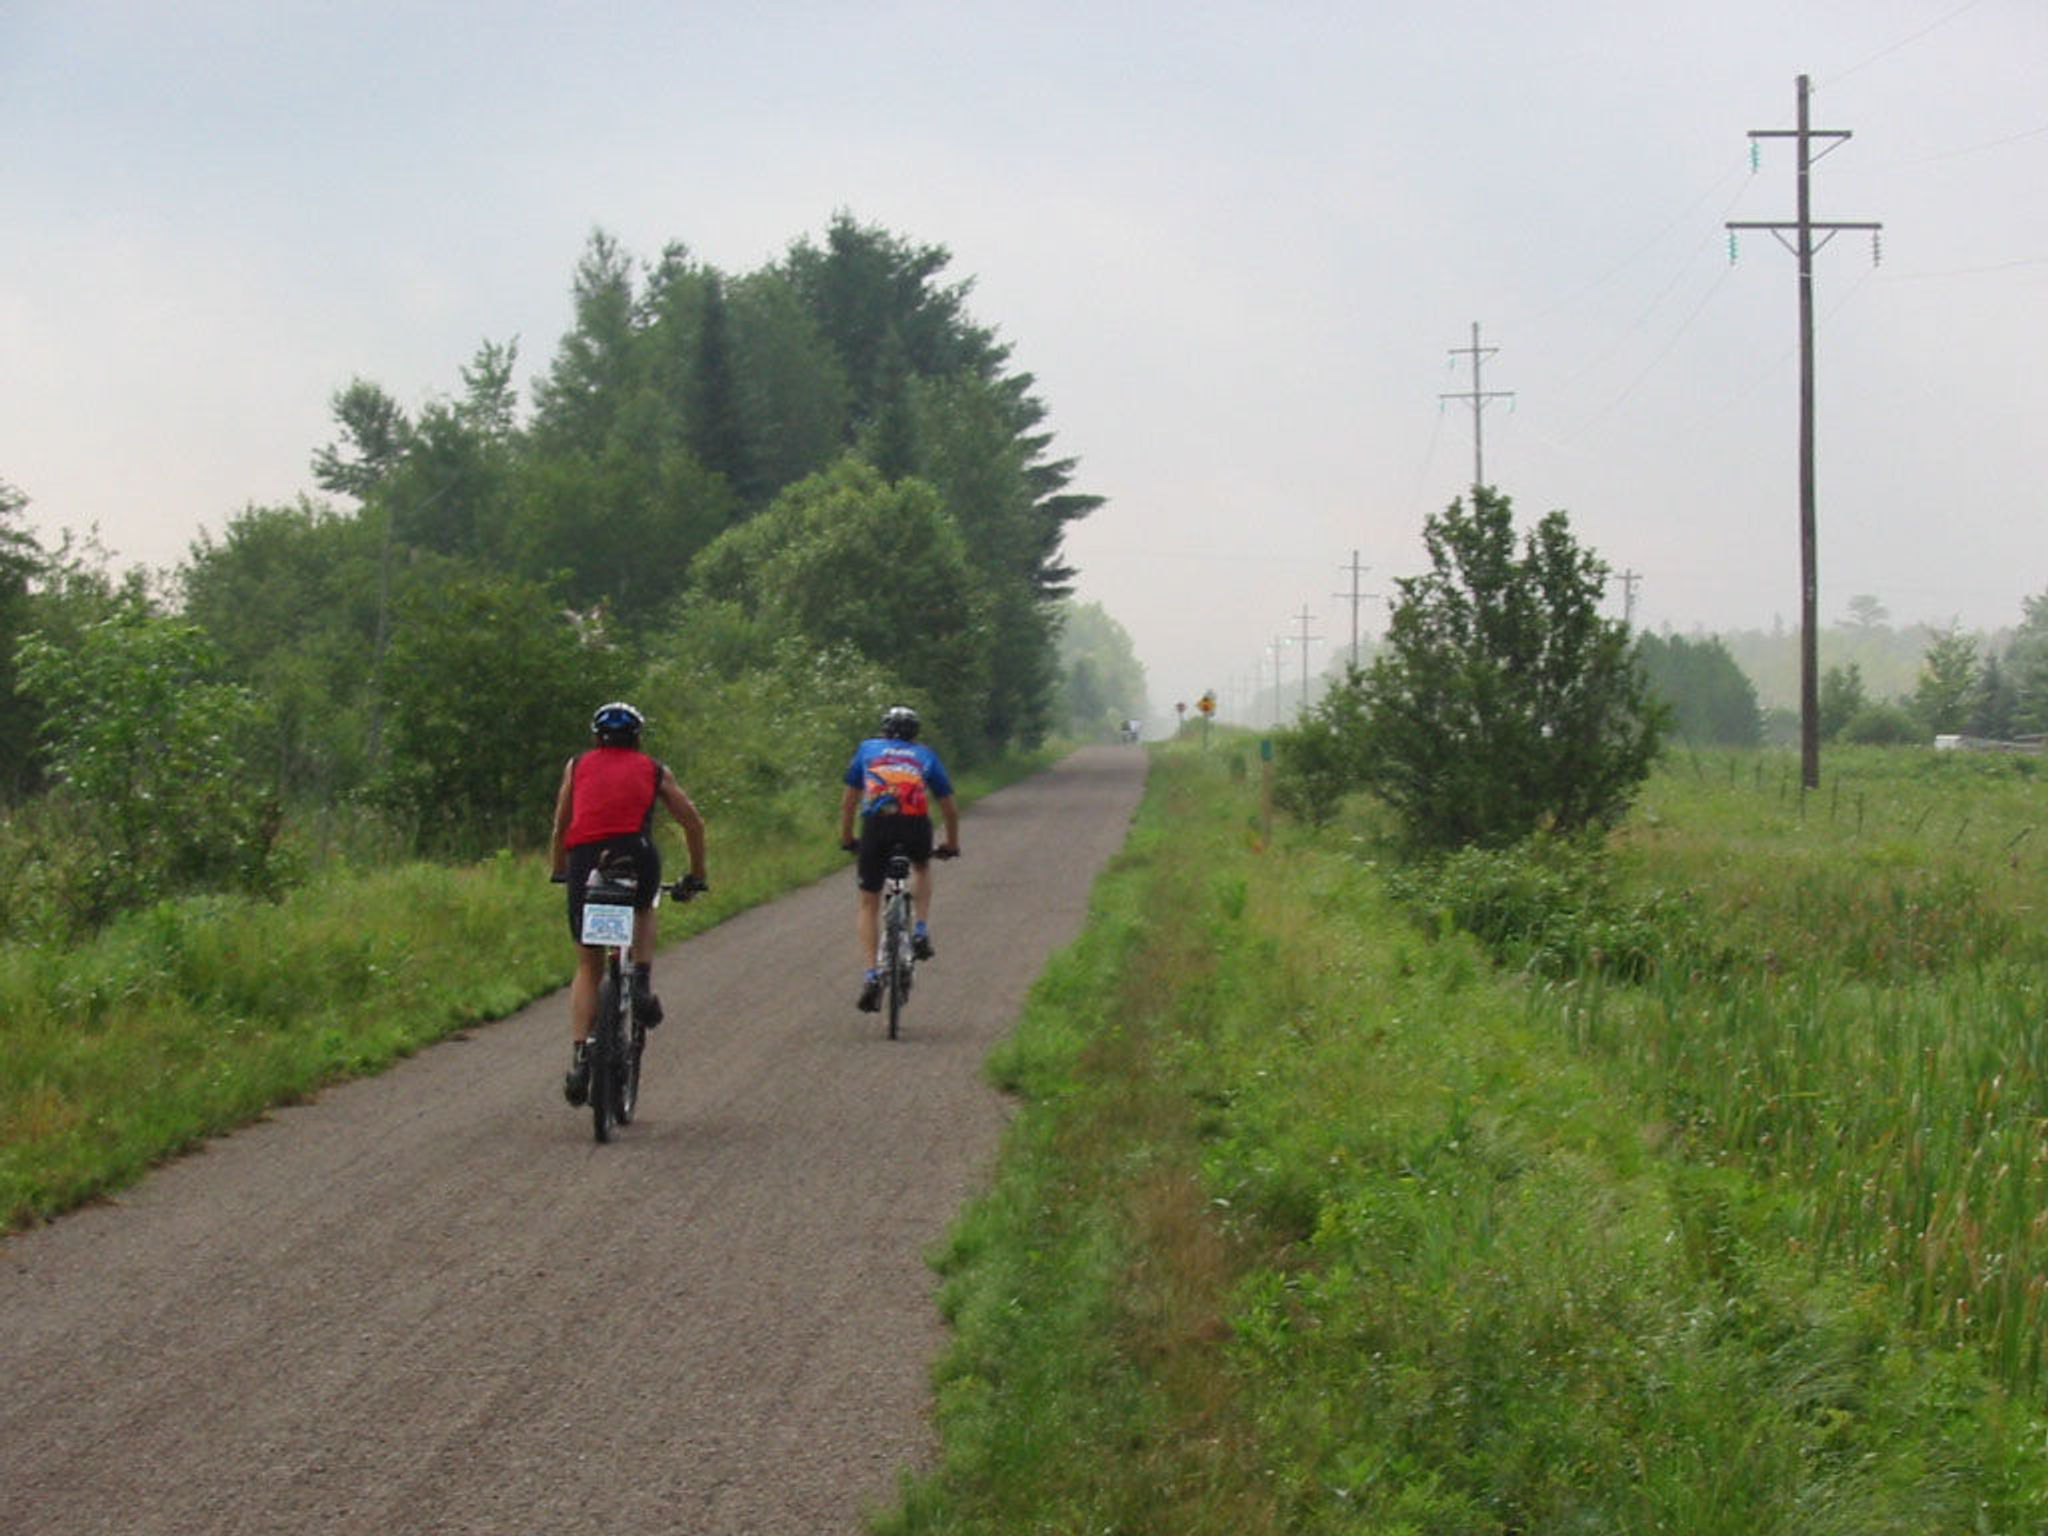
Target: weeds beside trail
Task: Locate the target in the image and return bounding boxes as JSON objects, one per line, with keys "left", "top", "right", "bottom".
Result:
{"left": 879, "top": 745, "right": 2047, "bottom": 1534}
{"left": 0, "top": 752, "right": 1056, "bottom": 1231}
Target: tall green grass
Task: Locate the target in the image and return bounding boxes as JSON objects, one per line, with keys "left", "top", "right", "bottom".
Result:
{"left": 881, "top": 746, "right": 2047, "bottom": 1533}
{"left": 0, "top": 750, "right": 1058, "bottom": 1231}
{"left": 1516, "top": 747, "right": 2048, "bottom": 1399}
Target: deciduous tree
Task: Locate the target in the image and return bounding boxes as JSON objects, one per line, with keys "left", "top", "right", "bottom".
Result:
{"left": 179, "top": 500, "right": 383, "bottom": 796}
{"left": 1819, "top": 662, "right": 1868, "bottom": 741}
{"left": 0, "top": 480, "right": 45, "bottom": 798}
{"left": 1636, "top": 632, "right": 1761, "bottom": 747}
{"left": 688, "top": 458, "right": 993, "bottom": 755}
{"left": 15, "top": 595, "right": 282, "bottom": 917}
{"left": 1352, "top": 489, "right": 1663, "bottom": 851}
{"left": 1911, "top": 625, "right": 1978, "bottom": 735}
{"left": 1057, "top": 601, "right": 1147, "bottom": 738}
{"left": 374, "top": 571, "right": 610, "bottom": 852}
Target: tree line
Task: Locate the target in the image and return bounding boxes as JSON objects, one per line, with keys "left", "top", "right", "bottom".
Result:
{"left": 0, "top": 215, "right": 1110, "bottom": 933}
{"left": 1641, "top": 595, "right": 2048, "bottom": 751}
{"left": 1264, "top": 486, "right": 2048, "bottom": 849}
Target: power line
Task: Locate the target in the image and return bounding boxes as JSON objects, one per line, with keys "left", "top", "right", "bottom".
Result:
{"left": 1867, "top": 120, "right": 2048, "bottom": 173}
{"left": 1570, "top": 263, "right": 1736, "bottom": 435}
{"left": 1827, "top": 0, "right": 1987, "bottom": 85}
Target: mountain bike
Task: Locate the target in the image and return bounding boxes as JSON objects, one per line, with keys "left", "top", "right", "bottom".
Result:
{"left": 577, "top": 861, "right": 707, "bottom": 1143}
{"left": 874, "top": 843, "right": 957, "bottom": 1040}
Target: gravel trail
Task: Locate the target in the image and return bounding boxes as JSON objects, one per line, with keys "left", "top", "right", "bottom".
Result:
{"left": 0, "top": 746, "right": 1146, "bottom": 1535}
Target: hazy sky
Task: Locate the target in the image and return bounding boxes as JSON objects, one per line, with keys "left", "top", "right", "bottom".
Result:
{"left": 6, "top": 1, "right": 2044, "bottom": 720}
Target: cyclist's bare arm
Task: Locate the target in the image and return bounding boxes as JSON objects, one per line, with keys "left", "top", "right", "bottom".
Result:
{"left": 936, "top": 794, "right": 961, "bottom": 854}
{"left": 658, "top": 765, "right": 709, "bottom": 882}
{"left": 548, "top": 758, "right": 576, "bottom": 878}
{"left": 838, "top": 784, "right": 862, "bottom": 848}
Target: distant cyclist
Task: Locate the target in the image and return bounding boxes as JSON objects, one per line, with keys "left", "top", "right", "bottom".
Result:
{"left": 550, "top": 701, "right": 708, "bottom": 1106}
{"left": 839, "top": 705, "right": 960, "bottom": 1012}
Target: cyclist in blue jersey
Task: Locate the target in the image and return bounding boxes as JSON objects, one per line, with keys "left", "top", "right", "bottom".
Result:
{"left": 838, "top": 705, "right": 960, "bottom": 1012}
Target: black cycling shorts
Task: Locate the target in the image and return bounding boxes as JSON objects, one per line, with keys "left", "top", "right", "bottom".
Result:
{"left": 565, "top": 834, "right": 661, "bottom": 943}
{"left": 855, "top": 813, "right": 933, "bottom": 894}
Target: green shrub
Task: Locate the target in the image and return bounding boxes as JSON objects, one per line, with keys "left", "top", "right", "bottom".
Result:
{"left": 13, "top": 599, "right": 289, "bottom": 929}
{"left": 1385, "top": 835, "right": 1695, "bottom": 981}
{"left": 1839, "top": 702, "right": 1924, "bottom": 746}
{"left": 1353, "top": 490, "right": 1665, "bottom": 851}
{"left": 373, "top": 571, "right": 611, "bottom": 855}
{"left": 1272, "top": 669, "right": 1369, "bottom": 826}
{"left": 632, "top": 602, "right": 907, "bottom": 829}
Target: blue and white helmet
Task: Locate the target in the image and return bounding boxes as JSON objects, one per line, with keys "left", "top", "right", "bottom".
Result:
{"left": 591, "top": 701, "right": 645, "bottom": 745}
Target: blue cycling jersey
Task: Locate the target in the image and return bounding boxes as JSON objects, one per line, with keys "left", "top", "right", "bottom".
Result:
{"left": 844, "top": 738, "right": 954, "bottom": 817}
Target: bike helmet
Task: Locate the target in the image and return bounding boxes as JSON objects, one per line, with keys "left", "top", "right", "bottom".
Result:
{"left": 591, "top": 701, "right": 645, "bottom": 746}
{"left": 881, "top": 705, "right": 921, "bottom": 741}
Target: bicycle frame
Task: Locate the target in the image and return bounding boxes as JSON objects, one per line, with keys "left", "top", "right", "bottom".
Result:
{"left": 579, "top": 882, "right": 638, "bottom": 1142}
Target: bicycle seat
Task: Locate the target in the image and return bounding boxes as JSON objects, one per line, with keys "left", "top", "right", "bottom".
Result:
{"left": 588, "top": 852, "right": 641, "bottom": 904}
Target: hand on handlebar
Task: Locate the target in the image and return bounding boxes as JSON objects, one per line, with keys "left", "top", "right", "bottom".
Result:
{"left": 838, "top": 837, "right": 957, "bottom": 858}
{"left": 670, "top": 872, "right": 710, "bottom": 902}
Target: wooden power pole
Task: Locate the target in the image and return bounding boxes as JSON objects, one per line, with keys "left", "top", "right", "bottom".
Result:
{"left": 1334, "top": 550, "right": 1378, "bottom": 668}
{"left": 1441, "top": 322, "right": 1514, "bottom": 495}
{"left": 1728, "top": 74, "right": 1882, "bottom": 790}
{"left": 1292, "top": 605, "right": 1322, "bottom": 712}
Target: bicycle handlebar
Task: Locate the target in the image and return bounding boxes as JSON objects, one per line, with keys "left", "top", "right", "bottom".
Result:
{"left": 549, "top": 871, "right": 709, "bottom": 900}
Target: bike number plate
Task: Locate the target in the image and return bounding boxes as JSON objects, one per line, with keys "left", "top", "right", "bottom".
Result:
{"left": 580, "top": 902, "right": 635, "bottom": 947}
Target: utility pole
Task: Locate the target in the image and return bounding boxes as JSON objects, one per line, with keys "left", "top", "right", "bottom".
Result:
{"left": 1334, "top": 550, "right": 1379, "bottom": 668}
{"left": 1292, "top": 606, "right": 1323, "bottom": 713}
{"left": 1441, "top": 321, "right": 1514, "bottom": 495}
{"left": 1619, "top": 569, "right": 1641, "bottom": 628}
{"left": 1267, "top": 637, "right": 1286, "bottom": 728}
{"left": 1728, "top": 73, "right": 1882, "bottom": 791}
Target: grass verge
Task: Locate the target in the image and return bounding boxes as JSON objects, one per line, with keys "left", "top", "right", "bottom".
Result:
{"left": 876, "top": 744, "right": 2048, "bottom": 1533}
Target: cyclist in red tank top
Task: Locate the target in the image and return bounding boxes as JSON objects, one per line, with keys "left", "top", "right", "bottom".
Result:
{"left": 549, "top": 702, "right": 708, "bottom": 1107}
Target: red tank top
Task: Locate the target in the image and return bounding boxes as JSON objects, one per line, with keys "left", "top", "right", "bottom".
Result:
{"left": 566, "top": 748, "right": 660, "bottom": 847}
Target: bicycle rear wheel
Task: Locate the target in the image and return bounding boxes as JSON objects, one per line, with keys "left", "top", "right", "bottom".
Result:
{"left": 591, "top": 973, "right": 621, "bottom": 1142}
{"left": 617, "top": 1017, "right": 644, "bottom": 1125}
{"left": 884, "top": 895, "right": 907, "bottom": 1040}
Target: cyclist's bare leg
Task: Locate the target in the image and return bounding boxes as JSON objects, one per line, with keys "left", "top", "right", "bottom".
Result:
{"left": 625, "top": 906, "right": 664, "bottom": 1023}
{"left": 857, "top": 889, "right": 881, "bottom": 967}
{"left": 569, "top": 944, "right": 604, "bottom": 1041}
{"left": 911, "top": 860, "right": 935, "bottom": 927}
